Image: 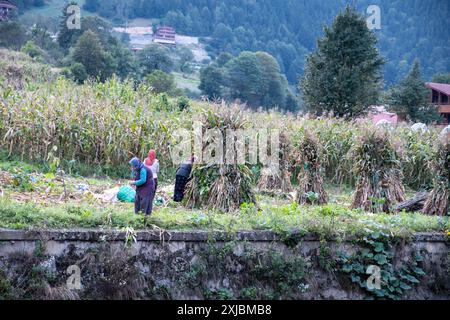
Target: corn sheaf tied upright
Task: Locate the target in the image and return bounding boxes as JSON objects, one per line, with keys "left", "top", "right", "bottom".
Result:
{"left": 398, "top": 127, "right": 435, "bottom": 189}
{"left": 423, "top": 135, "right": 450, "bottom": 216}
{"left": 184, "top": 103, "right": 256, "bottom": 212}
{"left": 351, "top": 128, "right": 405, "bottom": 213}
{"left": 0, "top": 65, "right": 443, "bottom": 194}
{"left": 257, "top": 131, "right": 293, "bottom": 193}
{"left": 295, "top": 130, "right": 328, "bottom": 205}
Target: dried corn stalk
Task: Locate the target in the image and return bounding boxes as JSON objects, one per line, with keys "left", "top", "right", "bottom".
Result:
{"left": 184, "top": 103, "right": 256, "bottom": 212}
{"left": 351, "top": 128, "right": 405, "bottom": 213}
{"left": 423, "top": 137, "right": 449, "bottom": 216}
{"left": 296, "top": 131, "right": 328, "bottom": 205}
{"left": 257, "top": 132, "right": 293, "bottom": 193}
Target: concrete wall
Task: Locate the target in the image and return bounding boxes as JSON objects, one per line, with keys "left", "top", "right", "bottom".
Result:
{"left": 0, "top": 230, "right": 448, "bottom": 300}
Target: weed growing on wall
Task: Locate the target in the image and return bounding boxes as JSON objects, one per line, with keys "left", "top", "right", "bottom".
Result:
{"left": 337, "top": 223, "right": 425, "bottom": 300}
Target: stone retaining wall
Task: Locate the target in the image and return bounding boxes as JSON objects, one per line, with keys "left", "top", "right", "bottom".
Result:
{"left": 0, "top": 229, "right": 448, "bottom": 300}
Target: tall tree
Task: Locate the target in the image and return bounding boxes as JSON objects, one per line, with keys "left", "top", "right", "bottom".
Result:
{"left": 225, "top": 51, "right": 262, "bottom": 107}
{"left": 388, "top": 60, "right": 440, "bottom": 123}
{"left": 254, "top": 51, "right": 286, "bottom": 108}
{"left": 199, "top": 65, "right": 223, "bottom": 99}
{"left": 137, "top": 43, "right": 174, "bottom": 75}
{"left": 0, "top": 22, "right": 27, "bottom": 50}
{"left": 72, "top": 30, "right": 115, "bottom": 81}
{"left": 57, "top": 1, "right": 81, "bottom": 50}
{"left": 144, "top": 70, "right": 176, "bottom": 94}
{"left": 300, "top": 6, "right": 384, "bottom": 117}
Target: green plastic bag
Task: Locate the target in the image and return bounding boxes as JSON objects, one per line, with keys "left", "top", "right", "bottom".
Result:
{"left": 117, "top": 185, "right": 136, "bottom": 203}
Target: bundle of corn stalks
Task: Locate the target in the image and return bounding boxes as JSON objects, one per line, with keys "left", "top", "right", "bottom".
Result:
{"left": 184, "top": 103, "right": 256, "bottom": 212}
{"left": 351, "top": 128, "right": 405, "bottom": 213}
{"left": 423, "top": 137, "right": 449, "bottom": 216}
{"left": 295, "top": 131, "right": 328, "bottom": 205}
{"left": 257, "top": 132, "right": 293, "bottom": 193}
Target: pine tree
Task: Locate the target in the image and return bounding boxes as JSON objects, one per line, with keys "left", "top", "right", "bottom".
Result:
{"left": 57, "top": 1, "right": 80, "bottom": 50}
{"left": 300, "top": 6, "right": 384, "bottom": 117}
{"left": 388, "top": 60, "right": 441, "bottom": 123}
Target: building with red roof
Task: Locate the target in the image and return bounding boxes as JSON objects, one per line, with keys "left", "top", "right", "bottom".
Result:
{"left": 0, "top": 0, "right": 17, "bottom": 22}
{"left": 426, "top": 82, "right": 450, "bottom": 124}
{"left": 153, "top": 26, "right": 176, "bottom": 45}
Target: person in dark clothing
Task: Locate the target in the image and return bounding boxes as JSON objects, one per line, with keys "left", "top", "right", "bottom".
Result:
{"left": 129, "top": 157, "right": 155, "bottom": 216}
{"left": 173, "top": 155, "right": 194, "bottom": 202}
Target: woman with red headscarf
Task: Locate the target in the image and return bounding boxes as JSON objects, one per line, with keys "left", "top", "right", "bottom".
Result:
{"left": 144, "top": 149, "right": 160, "bottom": 192}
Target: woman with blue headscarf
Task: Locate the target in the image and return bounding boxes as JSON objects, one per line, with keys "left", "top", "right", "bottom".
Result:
{"left": 129, "top": 157, "right": 155, "bottom": 216}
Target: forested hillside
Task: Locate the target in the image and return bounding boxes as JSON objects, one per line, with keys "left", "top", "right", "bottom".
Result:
{"left": 79, "top": 0, "right": 450, "bottom": 86}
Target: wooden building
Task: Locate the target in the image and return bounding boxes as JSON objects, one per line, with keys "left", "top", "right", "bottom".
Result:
{"left": 153, "top": 26, "right": 176, "bottom": 45}
{"left": 0, "top": 0, "right": 17, "bottom": 22}
{"left": 426, "top": 82, "right": 450, "bottom": 124}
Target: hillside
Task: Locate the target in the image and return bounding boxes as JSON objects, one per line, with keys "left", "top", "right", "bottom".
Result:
{"left": 74, "top": 0, "right": 450, "bottom": 86}
{"left": 0, "top": 49, "right": 59, "bottom": 88}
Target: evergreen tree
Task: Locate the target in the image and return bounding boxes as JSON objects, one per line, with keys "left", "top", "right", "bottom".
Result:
{"left": 388, "top": 60, "right": 440, "bottom": 123}
{"left": 57, "top": 1, "right": 81, "bottom": 50}
{"left": 199, "top": 65, "right": 223, "bottom": 99}
{"left": 300, "top": 6, "right": 384, "bottom": 117}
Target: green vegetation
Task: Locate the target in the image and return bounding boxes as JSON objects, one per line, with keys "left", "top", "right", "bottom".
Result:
{"left": 184, "top": 104, "right": 256, "bottom": 212}
{"left": 5, "top": 1, "right": 449, "bottom": 113}
{"left": 0, "top": 63, "right": 443, "bottom": 189}
{"left": 387, "top": 60, "right": 441, "bottom": 124}
{"left": 0, "top": 195, "right": 448, "bottom": 237}
{"left": 351, "top": 128, "right": 405, "bottom": 213}
{"left": 200, "top": 51, "right": 297, "bottom": 111}
{"left": 75, "top": 0, "right": 450, "bottom": 86}
{"left": 423, "top": 138, "right": 450, "bottom": 216}
{"left": 338, "top": 228, "right": 426, "bottom": 300}
{"left": 301, "top": 7, "right": 384, "bottom": 117}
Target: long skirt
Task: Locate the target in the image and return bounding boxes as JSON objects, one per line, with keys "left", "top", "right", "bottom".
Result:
{"left": 174, "top": 175, "right": 189, "bottom": 202}
{"left": 135, "top": 191, "right": 155, "bottom": 216}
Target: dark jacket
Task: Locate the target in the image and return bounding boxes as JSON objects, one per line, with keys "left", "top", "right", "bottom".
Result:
{"left": 176, "top": 161, "right": 192, "bottom": 178}
{"left": 134, "top": 165, "right": 155, "bottom": 196}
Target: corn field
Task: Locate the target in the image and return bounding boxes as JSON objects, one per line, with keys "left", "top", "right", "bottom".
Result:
{"left": 0, "top": 62, "right": 443, "bottom": 197}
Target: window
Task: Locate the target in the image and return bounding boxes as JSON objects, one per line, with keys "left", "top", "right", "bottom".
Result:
{"left": 441, "top": 94, "right": 449, "bottom": 104}
{"left": 432, "top": 90, "right": 439, "bottom": 103}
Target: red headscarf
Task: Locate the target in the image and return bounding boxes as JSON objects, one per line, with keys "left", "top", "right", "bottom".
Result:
{"left": 144, "top": 149, "right": 156, "bottom": 166}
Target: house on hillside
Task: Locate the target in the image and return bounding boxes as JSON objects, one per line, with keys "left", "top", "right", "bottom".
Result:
{"left": 426, "top": 82, "right": 450, "bottom": 124}
{"left": 153, "top": 26, "right": 176, "bottom": 46}
{"left": 0, "top": 0, "right": 17, "bottom": 22}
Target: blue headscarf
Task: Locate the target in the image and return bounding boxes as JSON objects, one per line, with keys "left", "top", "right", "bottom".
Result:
{"left": 129, "top": 157, "right": 143, "bottom": 180}
{"left": 129, "top": 157, "right": 143, "bottom": 170}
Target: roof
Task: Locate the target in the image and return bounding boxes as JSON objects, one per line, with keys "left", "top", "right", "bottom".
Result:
{"left": 426, "top": 82, "right": 450, "bottom": 96}
{"left": 0, "top": 0, "right": 18, "bottom": 9}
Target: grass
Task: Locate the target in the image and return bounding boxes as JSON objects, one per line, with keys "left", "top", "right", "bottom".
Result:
{"left": 173, "top": 72, "right": 201, "bottom": 93}
{"left": 1, "top": 157, "right": 447, "bottom": 239}
{"left": 0, "top": 190, "right": 448, "bottom": 239}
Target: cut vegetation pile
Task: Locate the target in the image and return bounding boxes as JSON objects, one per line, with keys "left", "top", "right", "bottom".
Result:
{"left": 351, "top": 129, "right": 405, "bottom": 213}
{"left": 423, "top": 137, "right": 450, "bottom": 216}
{"left": 257, "top": 131, "right": 293, "bottom": 193}
{"left": 185, "top": 104, "right": 256, "bottom": 212}
{"left": 295, "top": 131, "right": 328, "bottom": 205}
